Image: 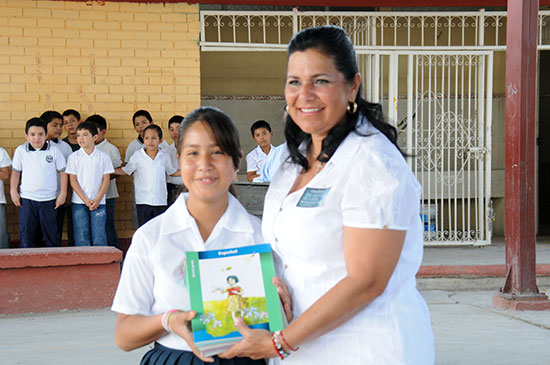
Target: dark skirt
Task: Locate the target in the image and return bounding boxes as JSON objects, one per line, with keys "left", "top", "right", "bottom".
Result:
{"left": 141, "top": 342, "right": 266, "bottom": 365}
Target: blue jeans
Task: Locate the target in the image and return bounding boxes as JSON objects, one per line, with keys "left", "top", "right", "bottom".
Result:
{"left": 105, "top": 198, "right": 119, "bottom": 248}
{"left": 72, "top": 203, "right": 107, "bottom": 246}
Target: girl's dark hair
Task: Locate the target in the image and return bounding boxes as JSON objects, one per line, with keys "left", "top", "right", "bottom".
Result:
{"left": 143, "top": 124, "right": 163, "bottom": 140}
{"left": 285, "top": 25, "right": 401, "bottom": 171}
{"left": 178, "top": 106, "right": 242, "bottom": 170}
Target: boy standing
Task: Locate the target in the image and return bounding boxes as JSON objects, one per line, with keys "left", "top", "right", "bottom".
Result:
{"left": 125, "top": 110, "right": 169, "bottom": 163}
{"left": 87, "top": 114, "right": 122, "bottom": 249}
{"left": 41, "top": 110, "right": 74, "bottom": 245}
{"left": 62, "top": 109, "right": 82, "bottom": 152}
{"left": 115, "top": 125, "right": 177, "bottom": 227}
{"left": 246, "top": 120, "right": 274, "bottom": 182}
{"left": 166, "top": 115, "right": 184, "bottom": 206}
{"left": 10, "top": 118, "right": 67, "bottom": 248}
{"left": 65, "top": 121, "right": 114, "bottom": 246}
{"left": 0, "top": 146, "right": 11, "bottom": 248}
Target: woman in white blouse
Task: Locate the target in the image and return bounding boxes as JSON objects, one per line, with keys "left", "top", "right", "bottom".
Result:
{"left": 221, "top": 26, "right": 434, "bottom": 364}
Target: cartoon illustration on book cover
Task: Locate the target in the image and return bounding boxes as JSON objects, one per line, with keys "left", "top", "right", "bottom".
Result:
{"left": 198, "top": 253, "right": 268, "bottom": 337}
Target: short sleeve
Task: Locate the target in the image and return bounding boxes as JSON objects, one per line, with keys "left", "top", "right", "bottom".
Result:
{"left": 110, "top": 145, "right": 122, "bottom": 169}
{"left": 111, "top": 230, "right": 156, "bottom": 315}
{"left": 246, "top": 151, "right": 257, "bottom": 172}
{"left": 0, "top": 148, "right": 11, "bottom": 168}
{"left": 341, "top": 141, "right": 420, "bottom": 231}
{"left": 102, "top": 153, "right": 115, "bottom": 175}
{"left": 122, "top": 153, "right": 137, "bottom": 175}
{"left": 54, "top": 148, "right": 66, "bottom": 172}
{"left": 65, "top": 153, "right": 77, "bottom": 175}
{"left": 164, "top": 154, "right": 177, "bottom": 175}
{"left": 11, "top": 147, "right": 22, "bottom": 172}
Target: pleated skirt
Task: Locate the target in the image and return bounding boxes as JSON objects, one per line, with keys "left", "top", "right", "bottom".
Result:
{"left": 141, "top": 343, "right": 266, "bottom": 365}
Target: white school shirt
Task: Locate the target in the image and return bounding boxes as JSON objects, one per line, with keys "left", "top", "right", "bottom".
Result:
{"left": 122, "top": 148, "right": 176, "bottom": 206}
{"left": 166, "top": 142, "right": 182, "bottom": 186}
{"left": 50, "top": 139, "right": 73, "bottom": 195}
{"left": 245, "top": 144, "right": 274, "bottom": 182}
{"left": 111, "top": 193, "right": 263, "bottom": 352}
{"left": 96, "top": 139, "right": 122, "bottom": 199}
{"left": 258, "top": 143, "right": 286, "bottom": 183}
{"left": 11, "top": 141, "right": 66, "bottom": 202}
{"left": 263, "top": 117, "right": 434, "bottom": 365}
{"left": 0, "top": 147, "right": 11, "bottom": 204}
{"left": 65, "top": 147, "right": 115, "bottom": 205}
{"left": 125, "top": 137, "right": 170, "bottom": 163}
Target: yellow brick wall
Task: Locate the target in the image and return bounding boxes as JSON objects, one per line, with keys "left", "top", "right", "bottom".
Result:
{"left": 0, "top": 0, "right": 201, "bottom": 240}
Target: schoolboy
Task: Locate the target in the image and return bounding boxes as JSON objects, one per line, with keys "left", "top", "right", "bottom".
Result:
{"left": 41, "top": 110, "right": 74, "bottom": 246}
{"left": 86, "top": 114, "right": 122, "bottom": 249}
{"left": 125, "top": 110, "right": 169, "bottom": 163}
{"left": 246, "top": 120, "right": 274, "bottom": 182}
{"left": 65, "top": 121, "right": 114, "bottom": 246}
{"left": 0, "top": 146, "right": 11, "bottom": 248}
{"left": 62, "top": 109, "right": 82, "bottom": 152}
{"left": 115, "top": 125, "right": 177, "bottom": 227}
{"left": 10, "top": 118, "right": 67, "bottom": 248}
{"left": 166, "top": 114, "right": 184, "bottom": 206}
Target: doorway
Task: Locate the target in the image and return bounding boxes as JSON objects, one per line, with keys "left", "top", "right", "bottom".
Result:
{"left": 538, "top": 51, "right": 550, "bottom": 235}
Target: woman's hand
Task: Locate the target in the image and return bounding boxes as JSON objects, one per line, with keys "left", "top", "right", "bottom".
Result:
{"left": 170, "top": 310, "right": 215, "bottom": 363}
{"left": 218, "top": 317, "right": 276, "bottom": 360}
{"left": 273, "top": 276, "right": 293, "bottom": 322}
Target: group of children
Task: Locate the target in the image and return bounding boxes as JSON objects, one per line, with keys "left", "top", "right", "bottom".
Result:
{"left": 0, "top": 110, "right": 184, "bottom": 249}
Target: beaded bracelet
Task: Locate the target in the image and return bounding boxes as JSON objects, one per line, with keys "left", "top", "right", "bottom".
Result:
{"left": 161, "top": 309, "right": 181, "bottom": 332}
{"left": 272, "top": 331, "right": 290, "bottom": 359}
{"left": 279, "top": 330, "right": 299, "bottom": 352}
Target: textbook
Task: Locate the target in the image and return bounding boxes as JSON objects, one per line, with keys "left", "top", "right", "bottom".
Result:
{"left": 185, "top": 244, "right": 285, "bottom": 357}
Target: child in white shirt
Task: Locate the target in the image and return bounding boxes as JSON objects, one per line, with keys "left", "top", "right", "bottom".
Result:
{"left": 0, "top": 147, "right": 11, "bottom": 248}
{"left": 246, "top": 120, "right": 274, "bottom": 182}
{"left": 10, "top": 118, "right": 67, "bottom": 248}
{"left": 166, "top": 115, "right": 184, "bottom": 205}
{"left": 65, "top": 121, "right": 114, "bottom": 246}
{"left": 115, "top": 125, "right": 178, "bottom": 227}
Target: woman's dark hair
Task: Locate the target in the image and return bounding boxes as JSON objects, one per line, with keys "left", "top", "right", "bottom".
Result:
{"left": 285, "top": 25, "right": 401, "bottom": 171}
{"left": 178, "top": 106, "right": 242, "bottom": 170}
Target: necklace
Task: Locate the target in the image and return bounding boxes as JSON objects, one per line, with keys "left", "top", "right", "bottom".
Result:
{"left": 315, "top": 161, "right": 325, "bottom": 175}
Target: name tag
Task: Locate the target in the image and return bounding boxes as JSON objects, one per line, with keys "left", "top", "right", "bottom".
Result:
{"left": 296, "top": 187, "right": 331, "bottom": 208}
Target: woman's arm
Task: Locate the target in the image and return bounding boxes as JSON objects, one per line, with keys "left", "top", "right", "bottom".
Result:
{"left": 220, "top": 227, "right": 405, "bottom": 360}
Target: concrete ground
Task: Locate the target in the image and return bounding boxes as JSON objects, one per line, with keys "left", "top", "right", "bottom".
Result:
{"left": 1, "top": 237, "right": 549, "bottom": 364}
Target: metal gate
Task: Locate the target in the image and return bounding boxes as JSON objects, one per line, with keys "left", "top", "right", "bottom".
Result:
{"left": 360, "top": 51, "right": 492, "bottom": 245}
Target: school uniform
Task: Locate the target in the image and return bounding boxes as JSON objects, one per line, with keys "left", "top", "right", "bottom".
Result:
{"left": 0, "top": 147, "right": 11, "bottom": 249}
{"left": 51, "top": 138, "right": 75, "bottom": 245}
{"left": 245, "top": 144, "right": 274, "bottom": 182}
{"left": 166, "top": 142, "right": 183, "bottom": 206}
{"left": 112, "top": 193, "right": 264, "bottom": 365}
{"left": 263, "top": 117, "right": 434, "bottom": 364}
{"left": 12, "top": 141, "right": 66, "bottom": 248}
{"left": 66, "top": 147, "right": 114, "bottom": 246}
{"left": 258, "top": 143, "right": 286, "bottom": 183}
{"left": 96, "top": 138, "right": 122, "bottom": 248}
{"left": 62, "top": 136, "right": 80, "bottom": 152}
{"left": 122, "top": 148, "right": 176, "bottom": 227}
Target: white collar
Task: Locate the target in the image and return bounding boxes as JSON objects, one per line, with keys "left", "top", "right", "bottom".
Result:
{"left": 78, "top": 146, "right": 98, "bottom": 157}
{"left": 160, "top": 192, "right": 255, "bottom": 236}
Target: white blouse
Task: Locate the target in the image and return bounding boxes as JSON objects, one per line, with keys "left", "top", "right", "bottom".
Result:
{"left": 263, "top": 118, "right": 434, "bottom": 364}
{"left": 112, "top": 193, "right": 264, "bottom": 352}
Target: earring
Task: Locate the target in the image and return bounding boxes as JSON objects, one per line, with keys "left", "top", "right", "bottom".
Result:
{"left": 346, "top": 101, "right": 358, "bottom": 114}
{"left": 285, "top": 105, "right": 289, "bottom": 113}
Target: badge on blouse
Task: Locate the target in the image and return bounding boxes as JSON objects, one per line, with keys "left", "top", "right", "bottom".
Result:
{"left": 296, "top": 187, "right": 331, "bottom": 208}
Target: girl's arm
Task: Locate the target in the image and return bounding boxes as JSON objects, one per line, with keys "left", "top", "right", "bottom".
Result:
{"left": 90, "top": 174, "right": 110, "bottom": 210}
{"left": 55, "top": 171, "right": 68, "bottom": 209}
{"left": 115, "top": 311, "right": 214, "bottom": 363}
{"left": 220, "top": 227, "right": 405, "bottom": 360}
{"left": 9, "top": 170, "right": 21, "bottom": 207}
{"left": 69, "top": 174, "right": 93, "bottom": 208}
{"left": 0, "top": 166, "right": 9, "bottom": 181}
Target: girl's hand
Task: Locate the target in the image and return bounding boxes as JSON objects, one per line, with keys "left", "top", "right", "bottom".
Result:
{"left": 170, "top": 310, "right": 215, "bottom": 363}
{"left": 218, "top": 317, "right": 276, "bottom": 360}
{"left": 273, "top": 276, "right": 293, "bottom": 322}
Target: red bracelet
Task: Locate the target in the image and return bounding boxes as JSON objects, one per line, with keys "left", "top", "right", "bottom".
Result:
{"left": 271, "top": 335, "right": 284, "bottom": 359}
{"left": 279, "top": 330, "right": 299, "bottom": 352}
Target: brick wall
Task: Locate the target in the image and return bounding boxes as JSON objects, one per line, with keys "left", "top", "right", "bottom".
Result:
{"left": 0, "top": 0, "right": 201, "bottom": 240}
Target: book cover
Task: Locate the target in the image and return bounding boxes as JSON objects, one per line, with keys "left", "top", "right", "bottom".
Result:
{"left": 185, "top": 244, "right": 285, "bottom": 356}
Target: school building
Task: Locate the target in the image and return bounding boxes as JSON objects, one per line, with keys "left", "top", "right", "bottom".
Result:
{"left": 1, "top": 0, "right": 548, "bottom": 248}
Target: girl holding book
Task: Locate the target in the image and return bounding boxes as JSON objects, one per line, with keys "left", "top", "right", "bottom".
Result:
{"left": 112, "top": 107, "right": 289, "bottom": 364}
{"left": 220, "top": 26, "right": 434, "bottom": 364}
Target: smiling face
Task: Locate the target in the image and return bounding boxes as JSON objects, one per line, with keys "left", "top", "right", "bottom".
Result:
{"left": 133, "top": 115, "right": 151, "bottom": 138}
{"left": 26, "top": 126, "right": 47, "bottom": 150}
{"left": 46, "top": 118, "right": 63, "bottom": 140}
{"left": 284, "top": 48, "right": 361, "bottom": 142}
{"left": 63, "top": 114, "right": 80, "bottom": 136}
{"left": 179, "top": 121, "right": 235, "bottom": 205}
{"left": 143, "top": 127, "right": 161, "bottom": 153}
